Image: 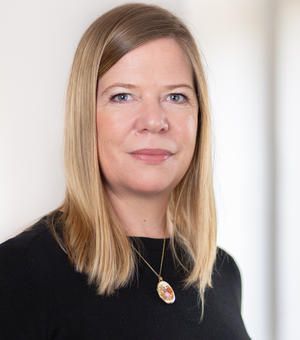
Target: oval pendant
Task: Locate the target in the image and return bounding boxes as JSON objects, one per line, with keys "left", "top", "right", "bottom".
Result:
{"left": 157, "top": 280, "right": 175, "bottom": 304}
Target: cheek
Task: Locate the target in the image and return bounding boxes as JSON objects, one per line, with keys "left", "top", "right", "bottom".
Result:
{"left": 96, "top": 111, "right": 131, "bottom": 160}
{"left": 96, "top": 115, "right": 106, "bottom": 156}
{"left": 186, "top": 114, "right": 198, "bottom": 136}
{"left": 177, "top": 113, "right": 198, "bottom": 147}
{"left": 96, "top": 112, "right": 115, "bottom": 161}
{"left": 97, "top": 112, "right": 117, "bottom": 146}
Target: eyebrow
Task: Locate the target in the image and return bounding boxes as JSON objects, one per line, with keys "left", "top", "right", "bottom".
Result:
{"left": 100, "top": 82, "right": 195, "bottom": 96}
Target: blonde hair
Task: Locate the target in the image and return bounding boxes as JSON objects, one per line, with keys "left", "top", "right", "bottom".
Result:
{"left": 48, "top": 2, "right": 217, "bottom": 321}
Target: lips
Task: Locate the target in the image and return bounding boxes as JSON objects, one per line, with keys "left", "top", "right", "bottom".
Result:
{"left": 130, "top": 148, "right": 173, "bottom": 156}
{"left": 129, "top": 148, "right": 174, "bottom": 164}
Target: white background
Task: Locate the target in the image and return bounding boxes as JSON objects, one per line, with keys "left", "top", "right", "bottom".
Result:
{"left": 0, "top": 1, "right": 299, "bottom": 339}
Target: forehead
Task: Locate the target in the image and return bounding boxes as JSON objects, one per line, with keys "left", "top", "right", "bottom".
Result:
{"left": 98, "top": 37, "right": 193, "bottom": 88}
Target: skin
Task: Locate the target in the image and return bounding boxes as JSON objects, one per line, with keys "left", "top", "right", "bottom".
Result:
{"left": 96, "top": 37, "right": 198, "bottom": 238}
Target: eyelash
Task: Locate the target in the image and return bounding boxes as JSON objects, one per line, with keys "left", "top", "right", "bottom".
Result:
{"left": 110, "top": 93, "right": 132, "bottom": 103}
{"left": 109, "top": 92, "right": 189, "bottom": 104}
{"left": 167, "top": 93, "right": 188, "bottom": 103}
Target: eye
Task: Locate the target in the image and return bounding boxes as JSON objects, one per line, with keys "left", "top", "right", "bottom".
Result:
{"left": 110, "top": 93, "right": 133, "bottom": 103}
{"left": 167, "top": 93, "right": 188, "bottom": 104}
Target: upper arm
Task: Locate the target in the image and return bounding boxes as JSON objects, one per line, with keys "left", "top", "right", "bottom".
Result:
{"left": 216, "top": 247, "right": 243, "bottom": 311}
{"left": 0, "top": 239, "right": 46, "bottom": 339}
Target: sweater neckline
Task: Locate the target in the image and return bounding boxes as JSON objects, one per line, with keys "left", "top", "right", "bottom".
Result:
{"left": 129, "top": 236, "right": 170, "bottom": 240}
{"left": 54, "top": 210, "right": 171, "bottom": 249}
{"left": 128, "top": 236, "right": 170, "bottom": 251}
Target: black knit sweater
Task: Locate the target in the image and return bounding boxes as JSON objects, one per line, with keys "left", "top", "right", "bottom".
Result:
{"left": 0, "top": 212, "right": 251, "bottom": 339}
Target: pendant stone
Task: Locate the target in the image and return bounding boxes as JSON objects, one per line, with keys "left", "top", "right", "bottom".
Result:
{"left": 156, "top": 280, "right": 175, "bottom": 304}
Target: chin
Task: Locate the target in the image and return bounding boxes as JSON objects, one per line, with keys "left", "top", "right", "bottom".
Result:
{"left": 129, "top": 181, "right": 174, "bottom": 195}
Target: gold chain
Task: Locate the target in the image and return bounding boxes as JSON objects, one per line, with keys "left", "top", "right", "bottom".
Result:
{"left": 131, "top": 239, "right": 166, "bottom": 281}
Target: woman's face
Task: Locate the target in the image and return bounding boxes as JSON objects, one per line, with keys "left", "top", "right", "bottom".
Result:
{"left": 96, "top": 37, "right": 198, "bottom": 197}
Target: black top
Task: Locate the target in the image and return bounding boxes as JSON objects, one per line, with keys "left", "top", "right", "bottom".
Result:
{"left": 0, "top": 212, "right": 251, "bottom": 339}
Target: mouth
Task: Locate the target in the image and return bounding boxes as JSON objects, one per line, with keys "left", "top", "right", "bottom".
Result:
{"left": 129, "top": 148, "right": 174, "bottom": 164}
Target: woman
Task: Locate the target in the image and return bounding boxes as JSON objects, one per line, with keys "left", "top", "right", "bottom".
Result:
{"left": 0, "top": 3, "right": 251, "bottom": 339}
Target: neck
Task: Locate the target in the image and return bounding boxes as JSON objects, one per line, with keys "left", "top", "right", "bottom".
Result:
{"left": 105, "top": 187, "right": 171, "bottom": 238}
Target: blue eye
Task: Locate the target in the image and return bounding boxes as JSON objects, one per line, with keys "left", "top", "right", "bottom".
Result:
{"left": 167, "top": 93, "right": 188, "bottom": 103}
{"left": 110, "top": 93, "right": 132, "bottom": 103}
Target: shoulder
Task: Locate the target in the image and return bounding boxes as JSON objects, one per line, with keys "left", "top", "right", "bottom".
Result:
{"left": 215, "top": 246, "right": 242, "bottom": 281}
{"left": 0, "top": 211, "right": 65, "bottom": 338}
{"left": 212, "top": 246, "right": 243, "bottom": 308}
{"left": 0, "top": 210, "right": 64, "bottom": 284}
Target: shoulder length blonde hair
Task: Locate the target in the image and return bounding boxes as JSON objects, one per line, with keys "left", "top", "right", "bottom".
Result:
{"left": 49, "top": 2, "right": 217, "bottom": 321}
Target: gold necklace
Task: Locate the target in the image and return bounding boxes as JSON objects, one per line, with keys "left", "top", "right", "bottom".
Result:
{"left": 132, "top": 238, "right": 176, "bottom": 304}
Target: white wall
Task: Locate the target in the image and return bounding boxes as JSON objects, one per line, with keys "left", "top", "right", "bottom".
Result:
{"left": 276, "top": 1, "right": 300, "bottom": 339}
{"left": 183, "top": 1, "right": 272, "bottom": 339}
{"left": 1, "top": 1, "right": 299, "bottom": 339}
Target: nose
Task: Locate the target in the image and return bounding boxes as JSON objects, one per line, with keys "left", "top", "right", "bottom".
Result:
{"left": 135, "top": 97, "right": 169, "bottom": 134}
